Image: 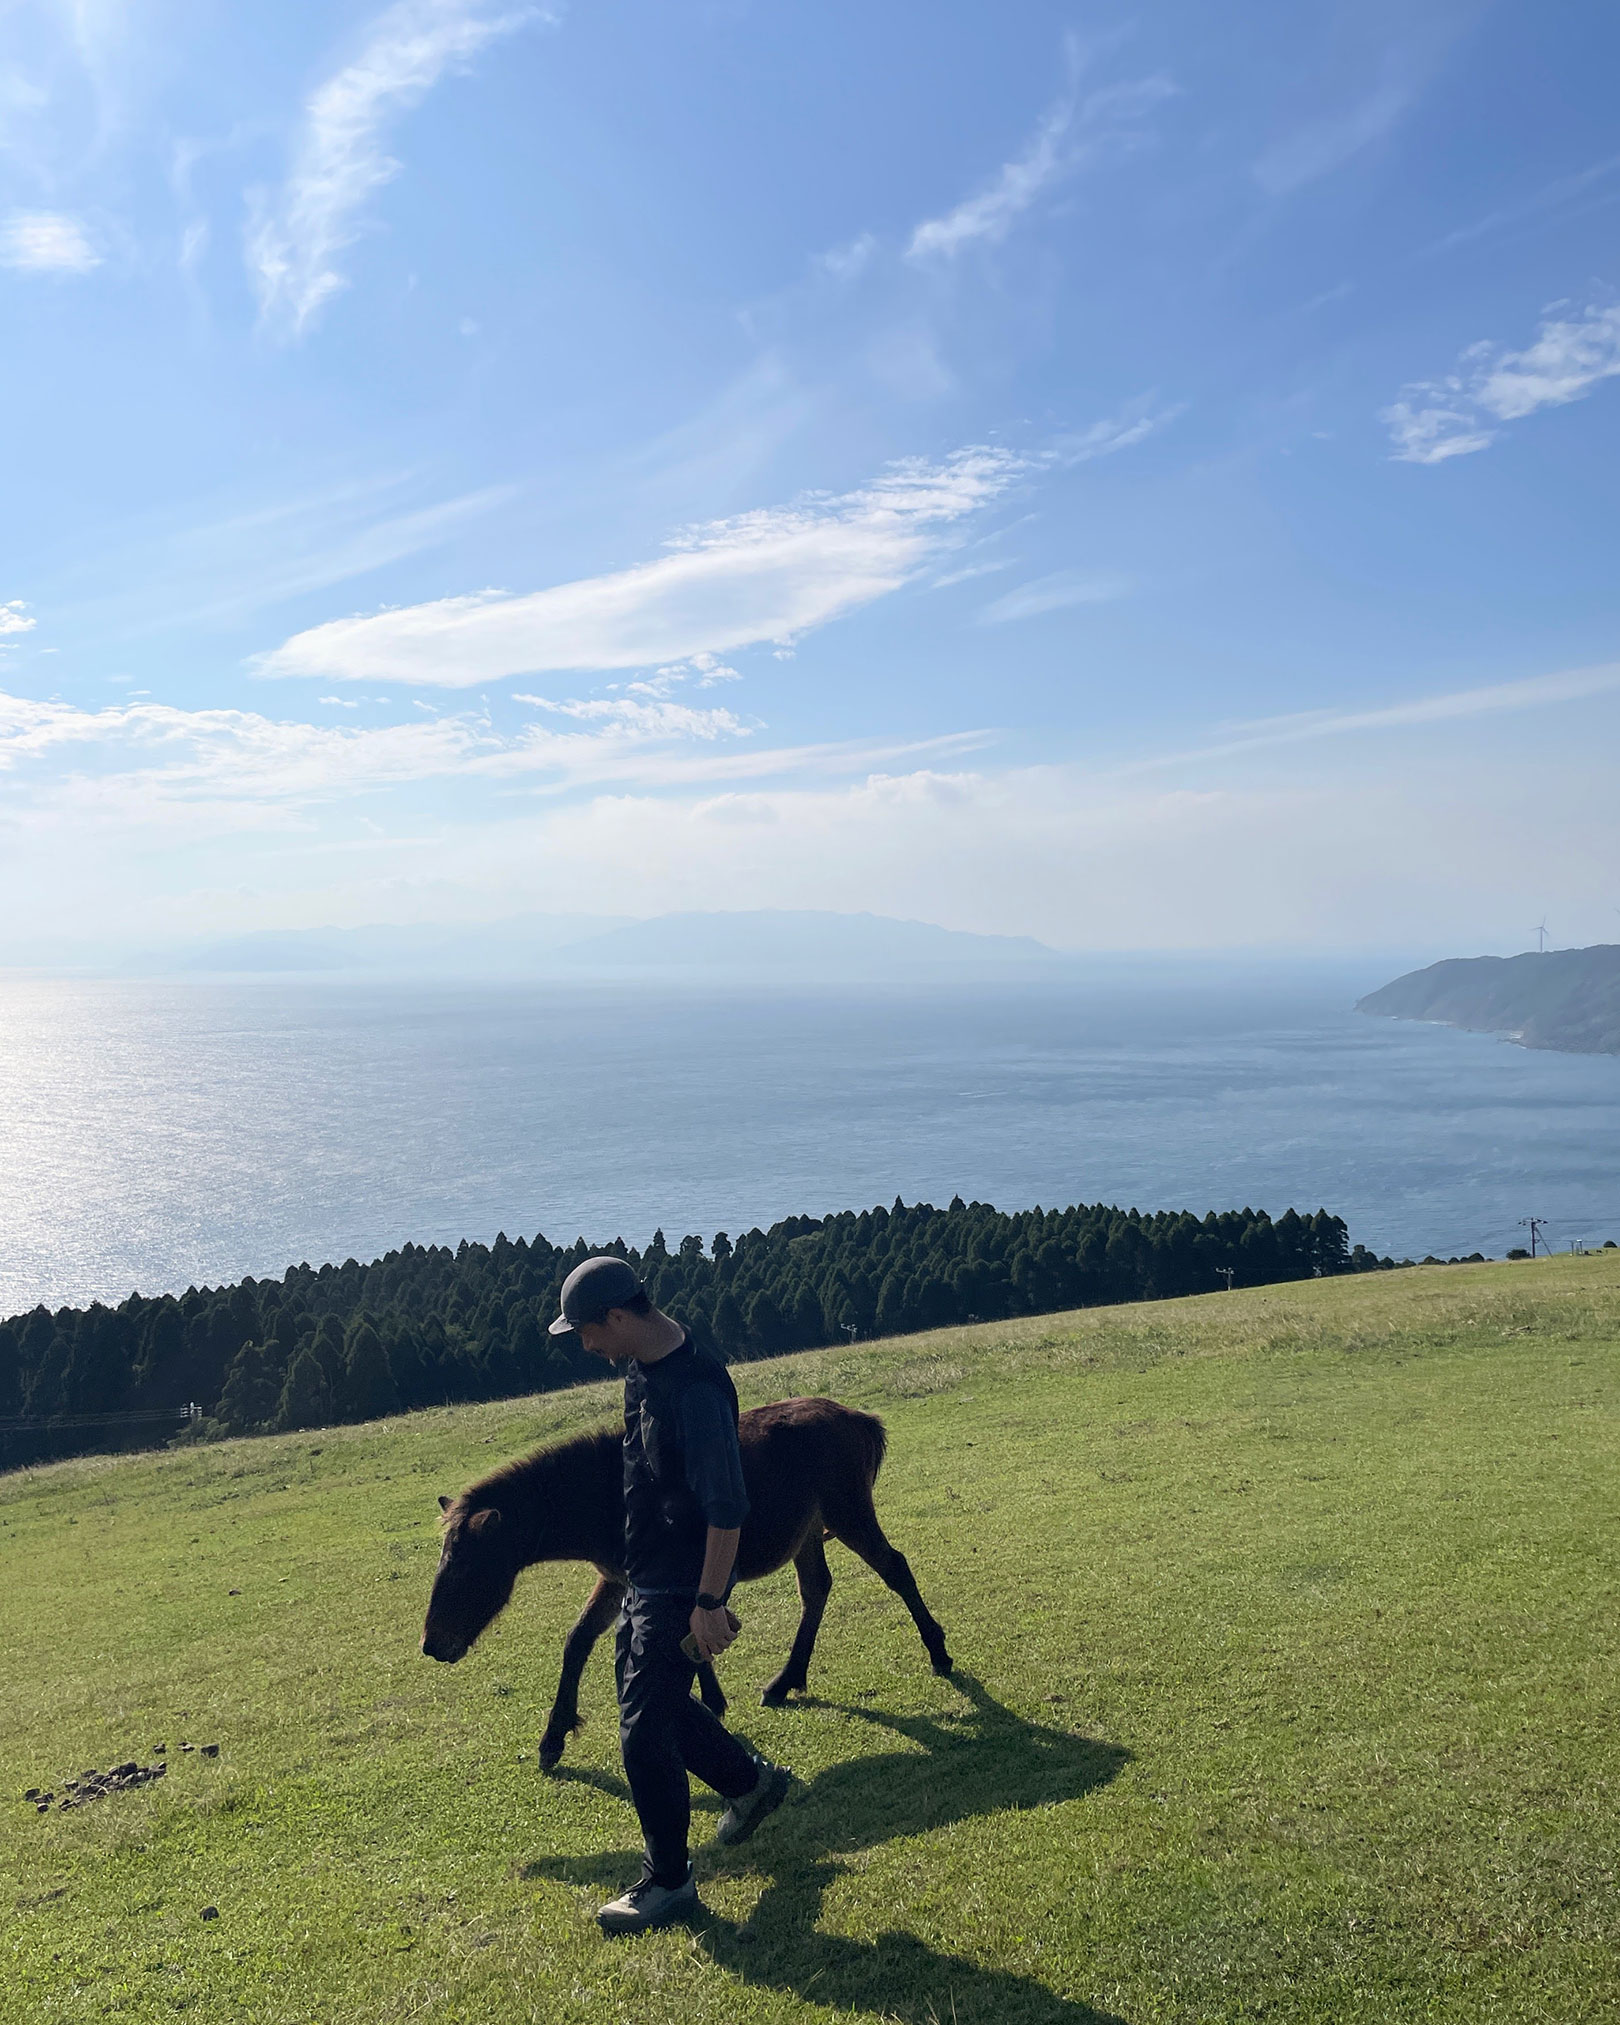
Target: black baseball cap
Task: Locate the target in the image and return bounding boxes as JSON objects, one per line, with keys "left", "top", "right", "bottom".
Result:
{"left": 549, "top": 1255, "right": 646, "bottom": 1335}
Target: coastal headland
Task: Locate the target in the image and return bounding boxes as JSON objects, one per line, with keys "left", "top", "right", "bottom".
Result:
{"left": 1358, "top": 944, "right": 1620, "bottom": 1055}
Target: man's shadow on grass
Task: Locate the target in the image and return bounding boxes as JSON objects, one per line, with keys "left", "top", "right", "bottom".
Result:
{"left": 524, "top": 1672, "right": 1130, "bottom": 2025}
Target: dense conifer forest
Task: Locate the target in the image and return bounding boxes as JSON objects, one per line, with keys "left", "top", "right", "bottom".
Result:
{"left": 0, "top": 1197, "right": 1399, "bottom": 1466}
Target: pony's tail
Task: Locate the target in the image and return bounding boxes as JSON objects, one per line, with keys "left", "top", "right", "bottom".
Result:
{"left": 850, "top": 1407, "right": 888, "bottom": 1485}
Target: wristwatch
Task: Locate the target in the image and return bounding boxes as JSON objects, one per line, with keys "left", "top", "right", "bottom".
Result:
{"left": 695, "top": 1591, "right": 727, "bottom": 1612}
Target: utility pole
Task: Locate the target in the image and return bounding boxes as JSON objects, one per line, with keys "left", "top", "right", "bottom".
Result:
{"left": 1519, "top": 1216, "right": 1549, "bottom": 1258}
{"left": 1216, "top": 1267, "right": 1236, "bottom": 1291}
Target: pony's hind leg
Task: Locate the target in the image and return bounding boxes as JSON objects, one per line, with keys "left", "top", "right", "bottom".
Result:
{"left": 539, "top": 1574, "right": 624, "bottom": 1772}
{"left": 696, "top": 1660, "right": 727, "bottom": 1717}
{"left": 761, "top": 1534, "right": 833, "bottom": 1707}
{"left": 827, "top": 1498, "right": 953, "bottom": 1679}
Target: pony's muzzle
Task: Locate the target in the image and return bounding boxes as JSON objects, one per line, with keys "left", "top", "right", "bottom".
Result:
{"left": 421, "top": 1630, "right": 468, "bottom": 1663}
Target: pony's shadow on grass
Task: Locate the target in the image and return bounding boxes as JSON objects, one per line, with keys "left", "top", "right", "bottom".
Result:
{"left": 543, "top": 1763, "right": 631, "bottom": 1804}
{"left": 526, "top": 1672, "right": 1130, "bottom": 2025}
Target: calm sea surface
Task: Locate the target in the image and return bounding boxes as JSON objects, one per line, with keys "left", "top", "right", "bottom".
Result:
{"left": 2, "top": 968, "right": 1617, "bottom": 1316}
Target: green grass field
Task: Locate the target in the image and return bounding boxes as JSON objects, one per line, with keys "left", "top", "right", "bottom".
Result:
{"left": 4, "top": 1256, "right": 1618, "bottom": 2024}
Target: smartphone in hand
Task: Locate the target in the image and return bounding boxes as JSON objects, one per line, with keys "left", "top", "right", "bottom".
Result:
{"left": 680, "top": 1609, "right": 741, "bottom": 1663}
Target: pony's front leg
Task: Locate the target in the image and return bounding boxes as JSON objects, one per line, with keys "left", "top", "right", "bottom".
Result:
{"left": 539, "top": 1573, "right": 625, "bottom": 1772}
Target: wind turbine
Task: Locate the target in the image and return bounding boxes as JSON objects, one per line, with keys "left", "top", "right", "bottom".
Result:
{"left": 1534, "top": 918, "right": 1550, "bottom": 953}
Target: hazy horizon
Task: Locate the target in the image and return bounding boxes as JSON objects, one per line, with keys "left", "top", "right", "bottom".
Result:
{"left": 0, "top": 903, "right": 1530, "bottom": 983}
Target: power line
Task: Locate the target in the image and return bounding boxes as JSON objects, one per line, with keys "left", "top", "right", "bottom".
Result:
{"left": 0, "top": 1405, "right": 200, "bottom": 1434}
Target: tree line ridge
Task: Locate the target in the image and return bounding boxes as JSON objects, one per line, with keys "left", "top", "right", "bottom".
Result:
{"left": 1, "top": 1196, "right": 1398, "bottom": 1468}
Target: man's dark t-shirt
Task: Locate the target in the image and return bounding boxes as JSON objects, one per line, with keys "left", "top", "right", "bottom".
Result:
{"left": 622, "top": 1336, "right": 749, "bottom": 1594}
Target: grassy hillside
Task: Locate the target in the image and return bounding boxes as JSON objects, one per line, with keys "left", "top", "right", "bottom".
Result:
{"left": 4, "top": 1257, "right": 1618, "bottom": 2024}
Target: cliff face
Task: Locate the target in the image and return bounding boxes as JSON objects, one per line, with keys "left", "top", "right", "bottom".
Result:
{"left": 1356, "top": 946, "right": 1620, "bottom": 1055}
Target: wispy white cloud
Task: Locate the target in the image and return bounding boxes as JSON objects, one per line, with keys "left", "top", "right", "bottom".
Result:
{"left": 1471, "top": 303, "right": 1620, "bottom": 418}
{"left": 256, "top": 447, "right": 1022, "bottom": 687}
{"left": 0, "top": 683, "right": 990, "bottom": 826}
{"left": 55, "top": 476, "right": 514, "bottom": 643}
{"left": 0, "top": 601, "right": 37, "bottom": 636}
{"left": 0, "top": 210, "right": 100, "bottom": 272}
{"left": 1420, "top": 153, "right": 1620, "bottom": 259}
{"left": 1252, "top": 78, "right": 1412, "bottom": 197}
{"left": 1384, "top": 299, "right": 1620, "bottom": 462}
{"left": 979, "top": 570, "right": 1132, "bottom": 625}
{"left": 906, "top": 72, "right": 1174, "bottom": 261}
{"left": 1124, "top": 662, "right": 1620, "bottom": 772}
{"left": 928, "top": 560, "right": 1010, "bottom": 592}
{"left": 907, "top": 101, "right": 1071, "bottom": 261}
{"left": 1051, "top": 398, "right": 1183, "bottom": 465}
{"left": 814, "top": 232, "right": 877, "bottom": 282}
{"left": 248, "top": 0, "right": 534, "bottom": 338}
{"left": 1382, "top": 400, "right": 1494, "bottom": 465}
{"left": 511, "top": 696, "right": 749, "bottom": 742}
{"left": 614, "top": 654, "right": 739, "bottom": 700}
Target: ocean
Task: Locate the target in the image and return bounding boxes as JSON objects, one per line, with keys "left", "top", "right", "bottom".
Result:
{"left": 2, "top": 966, "right": 1616, "bottom": 1317}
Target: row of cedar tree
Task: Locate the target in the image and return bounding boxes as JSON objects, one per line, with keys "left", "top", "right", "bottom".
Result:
{"left": 1, "top": 1196, "right": 1395, "bottom": 1463}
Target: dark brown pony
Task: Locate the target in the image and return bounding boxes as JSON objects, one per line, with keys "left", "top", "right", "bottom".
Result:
{"left": 422, "top": 1396, "right": 953, "bottom": 1770}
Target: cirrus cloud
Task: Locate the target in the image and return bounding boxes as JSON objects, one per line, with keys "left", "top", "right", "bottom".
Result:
{"left": 0, "top": 211, "right": 100, "bottom": 273}
{"left": 978, "top": 569, "right": 1133, "bottom": 624}
{"left": 0, "top": 683, "right": 989, "bottom": 827}
{"left": 248, "top": 0, "right": 536, "bottom": 339}
{"left": 1384, "top": 298, "right": 1620, "bottom": 463}
{"left": 254, "top": 447, "right": 1021, "bottom": 687}
{"left": 907, "top": 72, "right": 1175, "bottom": 261}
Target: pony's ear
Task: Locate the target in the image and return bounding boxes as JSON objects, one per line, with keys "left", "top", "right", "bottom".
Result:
{"left": 438, "top": 1494, "right": 453, "bottom": 1513}
{"left": 469, "top": 1506, "right": 502, "bottom": 1535}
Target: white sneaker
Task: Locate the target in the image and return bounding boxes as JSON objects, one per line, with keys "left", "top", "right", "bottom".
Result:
{"left": 596, "top": 1865, "right": 698, "bottom": 1935}
{"left": 715, "top": 1758, "right": 792, "bottom": 1846}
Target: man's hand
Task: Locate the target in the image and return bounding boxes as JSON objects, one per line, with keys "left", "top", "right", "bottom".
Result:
{"left": 689, "top": 1604, "right": 741, "bottom": 1663}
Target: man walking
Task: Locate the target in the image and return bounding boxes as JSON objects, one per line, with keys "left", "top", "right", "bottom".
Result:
{"left": 550, "top": 1255, "right": 792, "bottom": 1934}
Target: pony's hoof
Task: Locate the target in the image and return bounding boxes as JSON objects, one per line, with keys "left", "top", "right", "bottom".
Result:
{"left": 932, "top": 1653, "right": 955, "bottom": 1677}
{"left": 538, "top": 1740, "right": 565, "bottom": 1773}
{"left": 759, "top": 1684, "right": 791, "bottom": 1708}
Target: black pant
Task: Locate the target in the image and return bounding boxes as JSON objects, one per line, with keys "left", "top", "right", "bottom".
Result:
{"left": 615, "top": 1591, "right": 758, "bottom": 1885}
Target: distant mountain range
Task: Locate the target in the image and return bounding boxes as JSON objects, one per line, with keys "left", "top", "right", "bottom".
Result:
{"left": 164, "top": 914, "right": 632, "bottom": 976}
{"left": 1357, "top": 945, "right": 1620, "bottom": 1055}
{"left": 151, "top": 909, "right": 1063, "bottom": 981}
{"left": 553, "top": 910, "right": 1059, "bottom": 976}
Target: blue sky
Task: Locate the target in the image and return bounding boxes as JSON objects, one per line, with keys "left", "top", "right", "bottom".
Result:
{"left": 3, "top": 0, "right": 1618, "bottom": 956}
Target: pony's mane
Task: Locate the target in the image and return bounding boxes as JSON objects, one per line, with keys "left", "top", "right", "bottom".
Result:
{"left": 444, "top": 1419, "right": 617, "bottom": 1525}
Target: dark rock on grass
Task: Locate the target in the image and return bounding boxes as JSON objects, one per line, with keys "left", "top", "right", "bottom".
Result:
{"left": 41, "top": 1760, "right": 170, "bottom": 1811}
{"left": 201, "top": 1744, "right": 219, "bottom": 1758}
{"left": 200, "top": 1906, "right": 219, "bottom": 1921}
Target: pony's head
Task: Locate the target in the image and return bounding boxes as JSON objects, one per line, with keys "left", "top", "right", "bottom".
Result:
{"left": 421, "top": 1493, "right": 520, "bottom": 1663}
